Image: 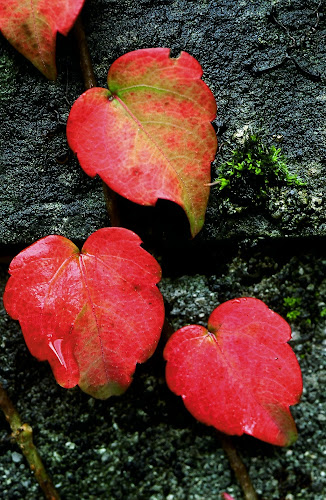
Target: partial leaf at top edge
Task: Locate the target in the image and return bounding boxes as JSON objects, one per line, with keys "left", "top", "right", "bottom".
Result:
{"left": 0, "top": 0, "right": 85, "bottom": 79}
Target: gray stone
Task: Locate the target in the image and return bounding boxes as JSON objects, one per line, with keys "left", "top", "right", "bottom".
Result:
{"left": 1, "top": 1, "right": 326, "bottom": 499}
{"left": 11, "top": 451, "right": 22, "bottom": 463}
{"left": 1, "top": 244, "right": 326, "bottom": 499}
{"left": 0, "top": 0, "right": 325, "bottom": 245}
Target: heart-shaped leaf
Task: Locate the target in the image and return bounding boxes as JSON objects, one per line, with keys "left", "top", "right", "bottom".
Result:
{"left": 66, "top": 48, "right": 217, "bottom": 237}
{"left": 0, "top": 0, "right": 85, "bottom": 79}
{"left": 164, "top": 298, "right": 303, "bottom": 446}
{"left": 3, "top": 228, "right": 164, "bottom": 399}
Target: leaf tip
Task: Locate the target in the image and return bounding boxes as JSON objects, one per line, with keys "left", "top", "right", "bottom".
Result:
{"left": 221, "top": 493, "right": 236, "bottom": 500}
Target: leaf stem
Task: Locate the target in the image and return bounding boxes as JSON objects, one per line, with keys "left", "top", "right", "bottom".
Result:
{"left": 73, "top": 17, "right": 97, "bottom": 90}
{"left": 0, "top": 383, "right": 61, "bottom": 500}
{"left": 217, "top": 432, "right": 258, "bottom": 500}
{"left": 73, "top": 15, "right": 121, "bottom": 227}
{"left": 102, "top": 183, "right": 121, "bottom": 228}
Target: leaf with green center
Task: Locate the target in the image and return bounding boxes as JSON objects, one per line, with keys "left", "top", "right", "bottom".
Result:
{"left": 164, "top": 298, "right": 303, "bottom": 446}
{"left": 0, "top": 0, "right": 85, "bottom": 79}
{"left": 66, "top": 48, "right": 218, "bottom": 237}
{"left": 3, "top": 228, "right": 164, "bottom": 399}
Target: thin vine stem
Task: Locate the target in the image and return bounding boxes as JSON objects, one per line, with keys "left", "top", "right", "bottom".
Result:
{"left": 0, "top": 384, "right": 60, "bottom": 500}
{"left": 73, "top": 16, "right": 96, "bottom": 89}
{"left": 73, "top": 15, "right": 121, "bottom": 227}
{"left": 217, "top": 432, "right": 258, "bottom": 500}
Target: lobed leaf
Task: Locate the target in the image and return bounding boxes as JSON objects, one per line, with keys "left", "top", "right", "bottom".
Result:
{"left": 164, "top": 297, "right": 303, "bottom": 446}
{"left": 0, "top": 0, "right": 85, "bottom": 79}
{"left": 3, "top": 228, "right": 164, "bottom": 399}
{"left": 67, "top": 48, "right": 217, "bottom": 237}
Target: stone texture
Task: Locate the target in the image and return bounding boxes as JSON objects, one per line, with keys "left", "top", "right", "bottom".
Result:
{"left": 1, "top": 243, "right": 326, "bottom": 499}
{"left": 1, "top": 1, "right": 326, "bottom": 499}
{"left": 0, "top": 0, "right": 325, "bottom": 245}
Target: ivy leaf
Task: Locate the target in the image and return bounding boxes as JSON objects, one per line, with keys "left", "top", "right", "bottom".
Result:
{"left": 0, "top": 0, "right": 85, "bottom": 79}
{"left": 164, "top": 298, "right": 303, "bottom": 446}
{"left": 67, "top": 48, "right": 217, "bottom": 237}
{"left": 3, "top": 228, "right": 164, "bottom": 399}
{"left": 221, "top": 494, "right": 236, "bottom": 500}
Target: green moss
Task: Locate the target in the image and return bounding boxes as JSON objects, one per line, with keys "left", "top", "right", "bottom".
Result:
{"left": 213, "top": 134, "right": 304, "bottom": 204}
{"left": 283, "top": 296, "right": 303, "bottom": 321}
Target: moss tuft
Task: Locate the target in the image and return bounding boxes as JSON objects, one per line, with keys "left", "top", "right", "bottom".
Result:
{"left": 213, "top": 134, "right": 305, "bottom": 205}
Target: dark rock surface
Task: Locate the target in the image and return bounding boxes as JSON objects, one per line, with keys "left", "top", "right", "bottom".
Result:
{"left": 1, "top": 241, "right": 326, "bottom": 499}
{"left": 1, "top": 1, "right": 326, "bottom": 499}
{"left": 0, "top": 0, "right": 325, "bottom": 246}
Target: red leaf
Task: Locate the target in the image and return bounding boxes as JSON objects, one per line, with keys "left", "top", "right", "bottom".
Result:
{"left": 66, "top": 48, "right": 217, "bottom": 237}
{"left": 221, "top": 494, "right": 236, "bottom": 500}
{"left": 0, "top": 0, "right": 85, "bottom": 79}
{"left": 164, "top": 298, "right": 303, "bottom": 446}
{"left": 3, "top": 228, "right": 164, "bottom": 399}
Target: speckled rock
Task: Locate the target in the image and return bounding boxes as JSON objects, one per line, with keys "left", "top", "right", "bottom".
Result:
{"left": 1, "top": 242, "right": 326, "bottom": 499}
{"left": 1, "top": 1, "right": 326, "bottom": 499}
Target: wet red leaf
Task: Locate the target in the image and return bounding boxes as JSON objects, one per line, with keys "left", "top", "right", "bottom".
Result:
{"left": 0, "top": 0, "right": 85, "bottom": 79}
{"left": 67, "top": 48, "right": 217, "bottom": 237}
{"left": 164, "top": 298, "right": 303, "bottom": 446}
{"left": 3, "top": 228, "right": 164, "bottom": 399}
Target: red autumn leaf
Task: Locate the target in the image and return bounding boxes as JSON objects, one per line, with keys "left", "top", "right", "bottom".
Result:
{"left": 3, "top": 228, "right": 164, "bottom": 399}
{"left": 66, "top": 48, "right": 217, "bottom": 237}
{"left": 221, "top": 494, "right": 236, "bottom": 500}
{"left": 164, "top": 298, "right": 303, "bottom": 446}
{"left": 0, "top": 0, "right": 85, "bottom": 79}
